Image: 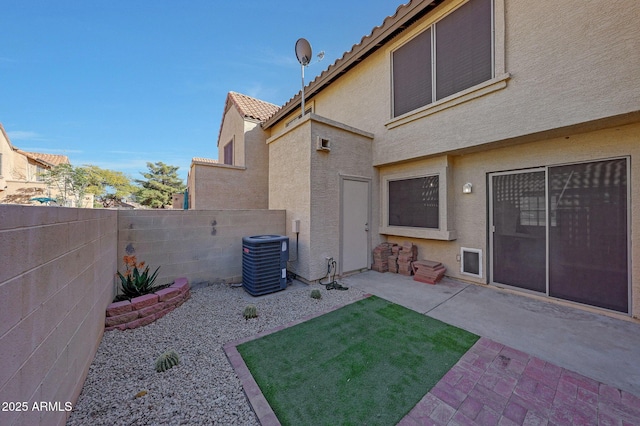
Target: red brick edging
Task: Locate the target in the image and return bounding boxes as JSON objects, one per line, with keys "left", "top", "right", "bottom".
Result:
{"left": 105, "top": 277, "right": 190, "bottom": 331}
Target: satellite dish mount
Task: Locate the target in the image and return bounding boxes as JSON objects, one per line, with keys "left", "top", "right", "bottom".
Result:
{"left": 295, "top": 38, "right": 312, "bottom": 118}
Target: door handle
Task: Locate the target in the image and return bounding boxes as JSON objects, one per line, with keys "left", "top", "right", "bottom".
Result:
{"left": 365, "top": 222, "right": 369, "bottom": 231}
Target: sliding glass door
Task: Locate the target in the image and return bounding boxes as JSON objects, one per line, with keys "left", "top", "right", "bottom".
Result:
{"left": 548, "top": 159, "right": 628, "bottom": 313}
{"left": 491, "top": 170, "right": 547, "bottom": 292}
{"left": 490, "top": 158, "right": 629, "bottom": 313}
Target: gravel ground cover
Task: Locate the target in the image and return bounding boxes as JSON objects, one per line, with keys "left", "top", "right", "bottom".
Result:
{"left": 67, "top": 282, "right": 365, "bottom": 426}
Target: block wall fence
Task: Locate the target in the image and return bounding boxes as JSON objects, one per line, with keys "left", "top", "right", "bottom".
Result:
{"left": 0, "top": 206, "right": 285, "bottom": 426}
{"left": 0, "top": 205, "right": 117, "bottom": 426}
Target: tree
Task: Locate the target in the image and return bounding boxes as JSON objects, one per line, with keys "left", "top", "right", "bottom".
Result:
{"left": 85, "top": 166, "right": 135, "bottom": 208}
{"left": 42, "top": 163, "right": 90, "bottom": 207}
{"left": 135, "top": 161, "right": 185, "bottom": 208}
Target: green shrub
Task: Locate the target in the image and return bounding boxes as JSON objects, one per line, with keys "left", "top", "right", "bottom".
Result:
{"left": 243, "top": 304, "right": 258, "bottom": 319}
{"left": 155, "top": 350, "right": 180, "bottom": 373}
{"left": 310, "top": 289, "right": 322, "bottom": 299}
{"left": 117, "top": 255, "right": 160, "bottom": 299}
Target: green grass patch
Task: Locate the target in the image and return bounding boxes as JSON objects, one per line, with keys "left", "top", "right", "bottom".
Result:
{"left": 237, "top": 296, "right": 479, "bottom": 425}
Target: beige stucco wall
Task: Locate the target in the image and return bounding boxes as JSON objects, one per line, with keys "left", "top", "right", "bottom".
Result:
{"left": 382, "top": 122, "right": 640, "bottom": 317}
{"left": 268, "top": 118, "right": 312, "bottom": 279}
{"left": 190, "top": 108, "right": 269, "bottom": 210}
{"left": 269, "top": 114, "right": 377, "bottom": 281}
{"left": 0, "top": 133, "right": 49, "bottom": 204}
{"left": 265, "top": 0, "right": 640, "bottom": 315}
{"left": 218, "top": 106, "right": 245, "bottom": 166}
{"left": 0, "top": 205, "right": 117, "bottom": 426}
{"left": 117, "top": 209, "right": 285, "bottom": 285}
{"left": 272, "top": 0, "right": 640, "bottom": 166}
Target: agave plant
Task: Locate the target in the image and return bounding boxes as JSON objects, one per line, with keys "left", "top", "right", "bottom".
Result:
{"left": 117, "top": 255, "right": 161, "bottom": 299}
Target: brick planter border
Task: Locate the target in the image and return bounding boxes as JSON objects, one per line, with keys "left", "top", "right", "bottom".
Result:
{"left": 105, "top": 277, "right": 190, "bottom": 331}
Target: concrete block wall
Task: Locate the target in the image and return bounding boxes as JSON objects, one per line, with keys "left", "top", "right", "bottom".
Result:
{"left": 0, "top": 205, "right": 117, "bottom": 426}
{"left": 117, "top": 209, "right": 286, "bottom": 286}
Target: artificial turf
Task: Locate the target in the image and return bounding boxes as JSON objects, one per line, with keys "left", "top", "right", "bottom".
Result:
{"left": 236, "top": 295, "right": 479, "bottom": 425}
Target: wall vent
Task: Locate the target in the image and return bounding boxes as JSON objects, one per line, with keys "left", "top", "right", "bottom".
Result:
{"left": 460, "top": 247, "right": 482, "bottom": 278}
{"left": 316, "top": 136, "right": 331, "bottom": 151}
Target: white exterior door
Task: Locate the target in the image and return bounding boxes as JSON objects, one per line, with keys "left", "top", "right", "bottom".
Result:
{"left": 341, "top": 178, "right": 370, "bottom": 273}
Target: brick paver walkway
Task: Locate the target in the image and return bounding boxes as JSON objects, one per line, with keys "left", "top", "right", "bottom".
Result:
{"left": 399, "top": 337, "right": 640, "bottom": 425}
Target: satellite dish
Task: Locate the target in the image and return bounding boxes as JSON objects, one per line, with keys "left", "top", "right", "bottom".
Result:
{"left": 295, "top": 38, "right": 312, "bottom": 66}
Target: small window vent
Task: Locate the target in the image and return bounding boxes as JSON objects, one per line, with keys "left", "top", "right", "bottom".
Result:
{"left": 461, "top": 247, "right": 482, "bottom": 278}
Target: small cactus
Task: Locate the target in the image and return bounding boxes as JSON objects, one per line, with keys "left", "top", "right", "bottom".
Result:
{"left": 155, "top": 350, "right": 180, "bottom": 373}
{"left": 243, "top": 304, "right": 258, "bottom": 319}
{"left": 310, "top": 289, "right": 322, "bottom": 299}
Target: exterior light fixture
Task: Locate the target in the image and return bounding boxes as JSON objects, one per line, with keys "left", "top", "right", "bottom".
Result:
{"left": 462, "top": 183, "right": 473, "bottom": 194}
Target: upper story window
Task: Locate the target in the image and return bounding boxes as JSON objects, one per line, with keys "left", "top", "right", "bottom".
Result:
{"left": 36, "top": 165, "right": 46, "bottom": 181}
{"left": 392, "top": 0, "right": 493, "bottom": 117}
{"left": 223, "top": 140, "right": 233, "bottom": 165}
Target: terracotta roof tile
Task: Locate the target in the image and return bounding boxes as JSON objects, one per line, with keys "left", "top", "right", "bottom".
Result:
{"left": 192, "top": 157, "right": 219, "bottom": 164}
{"left": 20, "top": 151, "right": 70, "bottom": 167}
{"left": 228, "top": 92, "right": 280, "bottom": 122}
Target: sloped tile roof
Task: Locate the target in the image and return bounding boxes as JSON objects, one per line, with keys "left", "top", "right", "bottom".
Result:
{"left": 20, "top": 151, "right": 70, "bottom": 167}
{"left": 192, "top": 157, "right": 219, "bottom": 164}
{"left": 228, "top": 92, "right": 280, "bottom": 122}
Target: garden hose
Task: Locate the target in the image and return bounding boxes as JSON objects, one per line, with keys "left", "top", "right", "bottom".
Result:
{"left": 320, "top": 258, "right": 348, "bottom": 291}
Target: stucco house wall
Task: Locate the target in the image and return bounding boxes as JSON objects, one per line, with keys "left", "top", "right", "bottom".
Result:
{"left": 272, "top": 0, "right": 639, "bottom": 164}
{"left": 264, "top": 0, "right": 639, "bottom": 316}
{"left": 268, "top": 118, "right": 312, "bottom": 280}
{"left": 189, "top": 108, "right": 269, "bottom": 210}
{"left": 268, "top": 114, "right": 377, "bottom": 282}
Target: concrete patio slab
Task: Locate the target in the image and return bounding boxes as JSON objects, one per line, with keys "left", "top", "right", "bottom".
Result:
{"left": 342, "top": 271, "right": 640, "bottom": 398}
{"left": 341, "top": 271, "right": 470, "bottom": 313}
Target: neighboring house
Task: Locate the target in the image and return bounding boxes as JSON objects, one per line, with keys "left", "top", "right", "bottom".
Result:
{"left": 194, "top": 0, "right": 640, "bottom": 317}
{"left": 187, "top": 92, "right": 279, "bottom": 209}
{"left": 0, "top": 123, "right": 93, "bottom": 207}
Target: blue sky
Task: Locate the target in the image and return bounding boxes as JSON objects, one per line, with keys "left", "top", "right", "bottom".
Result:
{"left": 1, "top": 1, "right": 400, "bottom": 182}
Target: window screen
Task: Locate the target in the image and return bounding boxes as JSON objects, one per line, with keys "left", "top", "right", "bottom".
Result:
{"left": 388, "top": 175, "right": 439, "bottom": 228}
{"left": 393, "top": 29, "right": 432, "bottom": 117}
{"left": 435, "top": 0, "right": 493, "bottom": 100}
{"left": 548, "top": 159, "right": 628, "bottom": 313}
{"left": 392, "top": 0, "right": 492, "bottom": 117}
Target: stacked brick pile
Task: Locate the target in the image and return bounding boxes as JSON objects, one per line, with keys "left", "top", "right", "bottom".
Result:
{"left": 388, "top": 245, "right": 400, "bottom": 273}
{"left": 105, "top": 278, "right": 190, "bottom": 331}
{"left": 412, "top": 260, "right": 447, "bottom": 284}
{"left": 372, "top": 243, "right": 394, "bottom": 272}
{"left": 396, "top": 242, "right": 418, "bottom": 276}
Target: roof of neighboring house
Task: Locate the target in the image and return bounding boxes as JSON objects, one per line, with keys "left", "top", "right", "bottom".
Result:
{"left": 227, "top": 91, "right": 280, "bottom": 122}
{"left": 0, "top": 123, "right": 16, "bottom": 150}
{"left": 19, "top": 151, "right": 70, "bottom": 167}
{"left": 263, "top": 0, "right": 445, "bottom": 128}
{"left": 192, "top": 157, "right": 219, "bottom": 164}
{"left": 217, "top": 92, "right": 280, "bottom": 146}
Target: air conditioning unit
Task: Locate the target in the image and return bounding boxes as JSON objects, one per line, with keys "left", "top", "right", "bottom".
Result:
{"left": 242, "top": 235, "right": 289, "bottom": 296}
